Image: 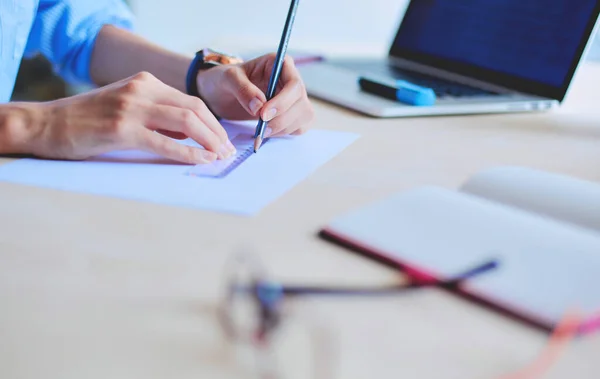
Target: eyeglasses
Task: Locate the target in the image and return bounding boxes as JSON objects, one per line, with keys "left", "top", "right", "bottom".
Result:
{"left": 216, "top": 252, "right": 578, "bottom": 379}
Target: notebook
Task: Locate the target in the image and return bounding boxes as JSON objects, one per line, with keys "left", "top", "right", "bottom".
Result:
{"left": 319, "top": 166, "right": 600, "bottom": 334}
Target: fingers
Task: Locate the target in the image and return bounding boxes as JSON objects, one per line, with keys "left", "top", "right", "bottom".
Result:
{"left": 260, "top": 78, "right": 304, "bottom": 123}
{"left": 253, "top": 55, "right": 303, "bottom": 121}
{"left": 160, "top": 88, "right": 230, "bottom": 146}
{"left": 254, "top": 55, "right": 313, "bottom": 135}
{"left": 280, "top": 54, "right": 302, "bottom": 83}
{"left": 126, "top": 72, "right": 231, "bottom": 146}
{"left": 138, "top": 128, "right": 218, "bottom": 165}
{"left": 263, "top": 93, "right": 315, "bottom": 137}
{"left": 157, "top": 130, "right": 188, "bottom": 140}
{"left": 246, "top": 53, "right": 299, "bottom": 86}
{"left": 269, "top": 100, "right": 311, "bottom": 137}
{"left": 144, "top": 104, "right": 236, "bottom": 160}
{"left": 223, "top": 66, "right": 267, "bottom": 117}
{"left": 186, "top": 96, "right": 231, "bottom": 145}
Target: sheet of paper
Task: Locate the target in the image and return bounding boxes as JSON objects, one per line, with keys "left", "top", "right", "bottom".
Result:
{"left": 0, "top": 122, "right": 359, "bottom": 215}
{"left": 325, "top": 186, "right": 600, "bottom": 326}
{"left": 186, "top": 131, "right": 265, "bottom": 178}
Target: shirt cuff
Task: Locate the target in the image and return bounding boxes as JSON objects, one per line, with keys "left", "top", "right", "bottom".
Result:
{"left": 62, "top": 11, "right": 135, "bottom": 85}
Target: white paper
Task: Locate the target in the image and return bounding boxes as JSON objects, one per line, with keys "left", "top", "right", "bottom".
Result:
{"left": 186, "top": 131, "right": 258, "bottom": 178}
{"left": 460, "top": 165, "right": 600, "bottom": 234}
{"left": 0, "top": 122, "right": 359, "bottom": 215}
{"left": 327, "top": 186, "right": 600, "bottom": 324}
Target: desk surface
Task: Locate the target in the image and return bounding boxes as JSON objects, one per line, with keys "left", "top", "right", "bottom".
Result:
{"left": 1, "top": 61, "right": 600, "bottom": 379}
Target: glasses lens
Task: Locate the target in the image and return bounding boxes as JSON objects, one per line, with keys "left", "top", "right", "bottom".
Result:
{"left": 262, "top": 302, "right": 337, "bottom": 379}
{"left": 220, "top": 253, "right": 265, "bottom": 342}
{"left": 218, "top": 253, "right": 337, "bottom": 379}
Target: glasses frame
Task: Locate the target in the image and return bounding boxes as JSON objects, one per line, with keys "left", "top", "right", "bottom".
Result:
{"left": 216, "top": 252, "right": 578, "bottom": 379}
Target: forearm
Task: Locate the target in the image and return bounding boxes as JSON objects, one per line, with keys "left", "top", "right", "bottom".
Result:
{"left": 89, "top": 25, "right": 192, "bottom": 92}
{"left": 0, "top": 103, "right": 44, "bottom": 155}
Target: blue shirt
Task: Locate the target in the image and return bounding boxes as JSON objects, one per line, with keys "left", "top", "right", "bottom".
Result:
{"left": 0, "top": 0, "right": 135, "bottom": 103}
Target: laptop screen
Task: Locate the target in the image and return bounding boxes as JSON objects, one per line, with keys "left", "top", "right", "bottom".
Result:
{"left": 389, "top": 0, "right": 600, "bottom": 100}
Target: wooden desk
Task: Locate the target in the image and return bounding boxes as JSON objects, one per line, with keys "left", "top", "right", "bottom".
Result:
{"left": 1, "top": 62, "right": 600, "bottom": 379}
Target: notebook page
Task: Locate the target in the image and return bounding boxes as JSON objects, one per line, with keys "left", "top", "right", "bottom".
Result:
{"left": 325, "top": 186, "right": 600, "bottom": 326}
{"left": 460, "top": 166, "right": 600, "bottom": 234}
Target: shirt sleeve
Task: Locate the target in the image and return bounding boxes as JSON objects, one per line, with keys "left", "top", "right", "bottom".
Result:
{"left": 24, "top": 0, "right": 135, "bottom": 85}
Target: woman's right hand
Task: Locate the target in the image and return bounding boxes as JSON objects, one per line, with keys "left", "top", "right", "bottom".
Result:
{"left": 1, "top": 71, "right": 236, "bottom": 164}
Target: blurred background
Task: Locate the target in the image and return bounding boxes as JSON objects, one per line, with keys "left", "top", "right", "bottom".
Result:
{"left": 12, "top": 0, "right": 600, "bottom": 101}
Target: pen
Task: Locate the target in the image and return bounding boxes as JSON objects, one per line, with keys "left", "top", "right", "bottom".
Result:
{"left": 253, "top": 0, "right": 300, "bottom": 153}
{"left": 443, "top": 259, "right": 498, "bottom": 286}
{"left": 358, "top": 76, "right": 437, "bottom": 106}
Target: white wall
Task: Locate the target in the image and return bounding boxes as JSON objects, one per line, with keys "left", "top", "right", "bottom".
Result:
{"left": 127, "top": 0, "right": 600, "bottom": 60}
{"left": 127, "top": 0, "right": 410, "bottom": 57}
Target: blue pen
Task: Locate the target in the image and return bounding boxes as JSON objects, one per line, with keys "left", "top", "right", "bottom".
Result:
{"left": 446, "top": 259, "right": 499, "bottom": 283}
{"left": 253, "top": 0, "right": 300, "bottom": 153}
{"left": 358, "top": 76, "right": 436, "bottom": 106}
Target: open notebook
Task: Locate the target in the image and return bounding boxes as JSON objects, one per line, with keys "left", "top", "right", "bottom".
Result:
{"left": 319, "top": 166, "right": 600, "bottom": 334}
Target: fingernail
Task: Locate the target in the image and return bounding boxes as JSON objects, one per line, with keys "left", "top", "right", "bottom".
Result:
{"left": 249, "top": 98, "right": 263, "bottom": 116}
{"left": 226, "top": 139, "right": 237, "bottom": 154}
{"left": 264, "top": 127, "right": 273, "bottom": 137}
{"left": 196, "top": 151, "right": 217, "bottom": 164}
{"left": 219, "top": 144, "right": 233, "bottom": 159}
{"left": 263, "top": 108, "right": 277, "bottom": 121}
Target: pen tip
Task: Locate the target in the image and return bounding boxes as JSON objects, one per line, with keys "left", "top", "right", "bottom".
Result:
{"left": 253, "top": 137, "right": 262, "bottom": 153}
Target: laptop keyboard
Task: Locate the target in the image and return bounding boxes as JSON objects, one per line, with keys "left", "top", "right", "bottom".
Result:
{"left": 334, "top": 61, "right": 499, "bottom": 98}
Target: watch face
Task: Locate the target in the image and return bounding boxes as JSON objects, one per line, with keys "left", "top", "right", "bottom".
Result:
{"left": 203, "top": 48, "right": 244, "bottom": 65}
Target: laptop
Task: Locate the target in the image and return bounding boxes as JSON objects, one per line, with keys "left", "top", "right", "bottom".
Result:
{"left": 298, "top": 0, "right": 600, "bottom": 118}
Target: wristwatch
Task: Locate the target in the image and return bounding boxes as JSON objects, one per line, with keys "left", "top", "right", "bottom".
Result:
{"left": 186, "top": 48, "right": 244, "bottom": 118}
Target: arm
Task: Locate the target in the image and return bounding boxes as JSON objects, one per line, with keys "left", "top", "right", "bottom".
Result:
{"left": 0, "top": 74, "right": 233, "bottom": 163}
{"left": 3, "top": 1, "right": 313, "bottom": 163}
{"left": 90, "top": 25, "right": 191, "bottom": 93}
{"left": 88, "top": 24, "right": 315, "bottom": 134}
{"left": 2, "top": 0, "right": 233, "bottom": 163}
{"left": 23, "top": 0, "right": 136, "bottom": 85}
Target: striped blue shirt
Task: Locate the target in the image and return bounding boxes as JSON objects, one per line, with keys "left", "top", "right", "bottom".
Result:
{"left": 0, "top": 0, "right": 135, "bottom": 102}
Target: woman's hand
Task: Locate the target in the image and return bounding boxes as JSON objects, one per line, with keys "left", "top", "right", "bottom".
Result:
{"left": 196, "top": 53, "right": 315, "bottom": 137}
{"left": 2, "top": 72, "right": 236, "bottom": 164}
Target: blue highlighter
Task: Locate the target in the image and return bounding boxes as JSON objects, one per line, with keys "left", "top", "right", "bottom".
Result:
{"left": 358, "top": 76, "right": 436, "bottom": 106}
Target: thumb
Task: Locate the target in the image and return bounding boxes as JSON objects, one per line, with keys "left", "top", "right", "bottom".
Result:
{"left": 226, "top": 67, "right": 267, "bottom": 117}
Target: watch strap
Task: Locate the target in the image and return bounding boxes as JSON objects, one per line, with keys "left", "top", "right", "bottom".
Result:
{"left": 186, "top": 50, "right": 221, "bottom": 120}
